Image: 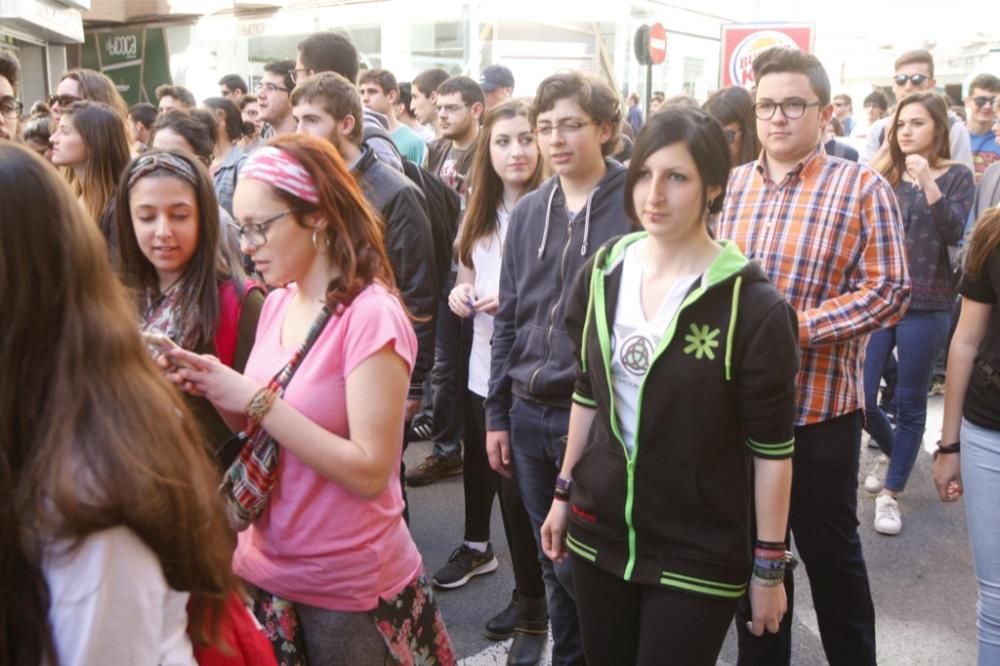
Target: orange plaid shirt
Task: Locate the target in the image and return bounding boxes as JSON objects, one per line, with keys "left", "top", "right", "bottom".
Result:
{"left": 716, "top": 148, "right": 911, "bottom": 425}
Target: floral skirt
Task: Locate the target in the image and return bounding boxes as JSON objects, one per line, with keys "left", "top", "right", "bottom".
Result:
{"left": 248, "top": 571, "right": 455, "bottom": 666}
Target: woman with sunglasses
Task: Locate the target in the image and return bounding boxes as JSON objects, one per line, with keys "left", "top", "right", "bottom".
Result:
{"left": 115, "top": 149, "right": 264, "bottom": 455}
{"left": 703, "top": 86, "right": 761, "bottom": 166}
{"left": 541, "top": 109, "right": 798, "bottom": 664}
{"left": 168, "top": 134, "right": 455, "bottom": 665}
{"left": 865, "top": 92, "right": 975, "bottom": 535}
{"left": 50, "top": 100, "right": 131, "bottom": 233}
{"left": 50, "top": 68, "right": 129, "bottom": 122}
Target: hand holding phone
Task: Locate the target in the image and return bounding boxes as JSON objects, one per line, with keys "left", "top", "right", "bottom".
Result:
{"left": 141, "top": 332, "right": 194, "bottom": 369}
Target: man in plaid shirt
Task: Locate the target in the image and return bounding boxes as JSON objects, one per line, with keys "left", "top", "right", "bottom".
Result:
{"left": 716, "top": 48, "right": 911, "bottom": 665}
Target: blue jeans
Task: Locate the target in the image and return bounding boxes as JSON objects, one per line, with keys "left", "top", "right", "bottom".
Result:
{"left": 863, "top": 310, "right": 950, "bottom": 492}
{"left": 429, "top": 281, "right": 465, "bottom": 459}
{"left": 961, "top": 418, "right": 1000, "bottom": 665}
{"left": 509, "top": 397, "right": 584, "bottom": 666}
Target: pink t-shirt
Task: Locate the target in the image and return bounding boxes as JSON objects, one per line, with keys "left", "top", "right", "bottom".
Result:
{"left": 233, "top": 283, "right": 422, "bottom": 612}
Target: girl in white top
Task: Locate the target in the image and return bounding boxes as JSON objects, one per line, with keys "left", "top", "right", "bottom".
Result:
{"left": 0, "top": 143, "right": 239, "bottom": 664}
{"left": 430, "top": 100, "right": 550, "bottom": 646}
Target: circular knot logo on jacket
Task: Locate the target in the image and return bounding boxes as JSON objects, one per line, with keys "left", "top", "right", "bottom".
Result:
{"left": 620, "top": 335, "right": 653, "bottom": 375}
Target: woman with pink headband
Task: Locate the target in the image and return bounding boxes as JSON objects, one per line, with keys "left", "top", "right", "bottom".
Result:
{"left": 169, "top": 134, "right": 455, "bottom": 666}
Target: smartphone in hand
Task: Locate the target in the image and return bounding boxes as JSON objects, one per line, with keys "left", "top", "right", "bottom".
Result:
{"left": 141, "top": 332, "right": 194, "bottom": 369}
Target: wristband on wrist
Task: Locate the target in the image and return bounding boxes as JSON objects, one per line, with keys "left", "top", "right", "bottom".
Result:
{"left": 751, "top": 573, "right": 784, "bottom": 587}
{"left": 933, "top": 440, "right": 961, "bottom": 460}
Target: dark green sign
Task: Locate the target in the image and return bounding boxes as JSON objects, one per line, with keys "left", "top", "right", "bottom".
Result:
{"left": 81, "top": 27, "right": 172, "bottom": 106}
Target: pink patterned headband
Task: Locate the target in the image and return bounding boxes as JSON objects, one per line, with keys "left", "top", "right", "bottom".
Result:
{"left": 241, "top": 146, "right": 320, "bottom": 205}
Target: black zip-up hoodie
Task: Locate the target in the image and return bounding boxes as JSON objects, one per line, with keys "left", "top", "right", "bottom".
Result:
{"left": 564, "top": 233, "right": 799, "bottom": 599}
{"left": 485, "top": 160, "right": 631, "bottom": 430}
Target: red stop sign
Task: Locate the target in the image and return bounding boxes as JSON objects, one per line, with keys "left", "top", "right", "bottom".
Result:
{"left": 648, "top": 22, "right": 666, "bottom": 64}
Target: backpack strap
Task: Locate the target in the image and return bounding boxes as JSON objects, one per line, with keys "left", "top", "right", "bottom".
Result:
{"left": 215, "top": 278, "right": 262, "bottom": 368}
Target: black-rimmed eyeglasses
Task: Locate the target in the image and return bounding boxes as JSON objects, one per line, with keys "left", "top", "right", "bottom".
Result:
{"left": 232, "top": 210, "right": 293, "bottom": 247}
{"left": 753, "top": 99, "right": 822, "bottom": 120}
{"left": 0, "top": 96, "right": 23, "bottom": 119}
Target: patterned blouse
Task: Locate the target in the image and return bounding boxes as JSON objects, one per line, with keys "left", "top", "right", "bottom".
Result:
{"left": 896, "top": 163, "right": 975, "bottom": 311}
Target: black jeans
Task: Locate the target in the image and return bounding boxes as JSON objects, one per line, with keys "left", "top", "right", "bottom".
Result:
{"left": 463, "top": 390, "right": 545, "bottom": 598}
{"left": 573, "top": 554, "right": 737, "bottom": 665}
{"left": 736, "top": 410, "right": 877, "bottom": 666}
{"left": 429, "top": 281, "right": 465, "bottom": 459}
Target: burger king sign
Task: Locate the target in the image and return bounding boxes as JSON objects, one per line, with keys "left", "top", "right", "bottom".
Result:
{"left": 721, "top": 23, "right": 814, "bottom": 88}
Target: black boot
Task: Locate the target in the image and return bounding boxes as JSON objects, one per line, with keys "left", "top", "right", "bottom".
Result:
{"left": 485, "top": 589, "right": 519, "bottom": 640}
{"left": 507, "top": 593, "right": 548, "bottom": 666}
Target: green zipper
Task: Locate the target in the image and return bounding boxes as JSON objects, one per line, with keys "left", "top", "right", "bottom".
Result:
{"left": 591, "top": 235, "right": 747, "bottom": 581}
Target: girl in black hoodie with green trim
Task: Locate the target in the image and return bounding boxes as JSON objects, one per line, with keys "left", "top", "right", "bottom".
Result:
{"left": 541, "top": 109, "right": 799, "bottom": 665}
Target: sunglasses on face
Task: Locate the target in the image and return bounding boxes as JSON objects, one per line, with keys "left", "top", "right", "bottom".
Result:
{"left": 894, "top": 73, "right": 929, "bottom": 87}
{"left": 972, "top": 96, "right": 997, "bottom": 109}
{"left": 723, "top": 128, "right": 741, "bottom": 144}
{"left": 48, "top": 94, "right": 80, "bottom": 108}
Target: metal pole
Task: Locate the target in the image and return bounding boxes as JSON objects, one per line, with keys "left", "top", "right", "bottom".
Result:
{"left": 646, "top": 63, "right": 652, "bottom": 118}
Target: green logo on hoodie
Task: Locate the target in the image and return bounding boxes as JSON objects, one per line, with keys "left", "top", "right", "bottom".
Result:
{"left": 683, "top": 323, "right": 720, "bottom": 361}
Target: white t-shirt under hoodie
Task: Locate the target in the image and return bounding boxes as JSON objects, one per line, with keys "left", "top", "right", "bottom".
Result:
{"left": 611, "top": 243, "right": 700, "bottom": 454}
{"left": 44, "top": 525, "right": 196, "bottom": 665}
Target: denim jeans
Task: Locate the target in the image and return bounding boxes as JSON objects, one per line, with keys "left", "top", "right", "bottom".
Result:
{"left": 737, "top": 411, "right": 876, "bottom": 666}
{"left": 961, "top": 418, "right": 1000, "bottom": 665}
{"left": 863, "top": 310, "right": 950, "bottom": 492}
{"left": 509, "top": 397, "right": 584, "bottom": 666}
{"left": 429, "top": 278, "right": 466, "bottom": 459}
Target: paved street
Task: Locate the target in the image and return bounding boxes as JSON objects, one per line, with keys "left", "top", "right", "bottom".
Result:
{"left": 403, "top": 395, "right": 979, "bottom": 665}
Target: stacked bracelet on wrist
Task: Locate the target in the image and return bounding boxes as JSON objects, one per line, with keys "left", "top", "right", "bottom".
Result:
{"left": 553, "top": 476, "right": 572, "bottom": 502}
{"left": 751, "top": 540, "right": 787, "bottom": 587}
{"left": 246, "top": 386, "right": 278, "bottom": 427}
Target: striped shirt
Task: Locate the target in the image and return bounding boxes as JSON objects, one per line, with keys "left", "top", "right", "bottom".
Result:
{"left": 716, "top": 147, "right": 911, "bottom": 426}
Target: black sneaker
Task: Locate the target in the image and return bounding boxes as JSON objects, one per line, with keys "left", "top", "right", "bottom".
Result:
{"left": 432, "top": 544, "right": 498, "bottom": 589}
{"left": 408, "top": 414, "right": 433, "bottom": 441}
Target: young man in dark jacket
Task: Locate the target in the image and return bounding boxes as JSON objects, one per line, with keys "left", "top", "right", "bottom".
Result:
{"left": 485, "top": 71, "right": 632, "bottom": 666}
{"left": 290, "top": 72, "right": 437, "bottom": 437}
{"left": 406, "top": 76, "right": 485, "bottom": 486}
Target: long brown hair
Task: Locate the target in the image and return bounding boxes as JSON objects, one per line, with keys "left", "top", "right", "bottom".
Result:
{"left": 62, "top": 100, "right": 132, "bottom": 222}
{"left": 875, "top": 92, "right": 953, "bottom": 187}
{"left": 0, "top": 143, "right": 235, "bottom": 664}
{"left": 265, "top": 133, "right": 396, "bottom": 307}
{"left": 966, "top": 208, "right": 1000, "bottom": 280}
{"left": 703, "top": 86, "right": 762, "bottom": 165}
{"left": 116, "top": 149, "right": 231, "bottom": 346}
{"left": 59, "top": 68, "right": 130, "bottom": 121}
{"left": 459, "top": 100, "right": 542, "bottom": 268}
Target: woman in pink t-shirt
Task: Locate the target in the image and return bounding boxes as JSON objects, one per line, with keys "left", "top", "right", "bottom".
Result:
{"left": 171, "top": 134, "right": 455, "bottom": 666}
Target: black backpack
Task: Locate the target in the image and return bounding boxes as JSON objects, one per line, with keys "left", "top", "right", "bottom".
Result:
{"left": 363, "top": 124, "right": 461, "bottom": 293}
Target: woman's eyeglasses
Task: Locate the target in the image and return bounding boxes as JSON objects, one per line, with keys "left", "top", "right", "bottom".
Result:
{"left": 893, "top": 74, "right": 929, "bottom": 87}
{"left": 0, "top": 96, "right": 23, "bottom": 119}
{"left": 723, "top": 128, "right": 741, "bottom": 144}
{"left": 232, "top": 210, "right": 293, "bottom": 247}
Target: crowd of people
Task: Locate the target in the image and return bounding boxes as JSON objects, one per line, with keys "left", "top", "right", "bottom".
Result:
{"left": 0, "top": 29, "right": 998, "bottom": 666}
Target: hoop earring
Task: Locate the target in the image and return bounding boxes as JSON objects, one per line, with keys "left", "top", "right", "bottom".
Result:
{"left": 311, "top": 228, "right": 330, "bottom": 253}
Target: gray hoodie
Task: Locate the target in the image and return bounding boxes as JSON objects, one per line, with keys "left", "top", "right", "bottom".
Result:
{"left": 486, "top": 159, "right": 632, "bottom": 431}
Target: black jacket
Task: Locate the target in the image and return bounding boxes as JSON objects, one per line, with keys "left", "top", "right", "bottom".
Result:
{"left": 353, "top": 145, "right": 438, "bottom": 398}
{"left": 564, "top": 234, "right": 799, "bottom": 598}
{"left": 485, "top": 161, "right": 631, "bottom": 430}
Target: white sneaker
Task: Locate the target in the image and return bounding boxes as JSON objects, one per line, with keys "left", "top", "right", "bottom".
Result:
{"left": 874, "top": 495, "right": 902, "bottom": 535}
{"left": 864, "top": 455, "right": 889, "bottom": 494}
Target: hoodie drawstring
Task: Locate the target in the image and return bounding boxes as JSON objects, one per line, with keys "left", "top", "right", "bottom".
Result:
{"left": 724, "top": 276, "right": 742, "bottom": 381}
{"left": 579, "top": 186, "right": 599, "bottom": 256}
{"left": 537, "top": 186, "right": 559, "bottom": 259}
